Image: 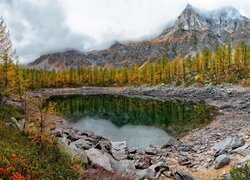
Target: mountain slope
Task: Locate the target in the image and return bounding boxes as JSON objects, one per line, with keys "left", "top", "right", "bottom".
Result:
{"left": 28, "top": 4, "right": 250, "bottom": 70}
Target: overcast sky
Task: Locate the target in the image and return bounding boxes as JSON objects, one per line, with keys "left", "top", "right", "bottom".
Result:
{"left": 0, "top": 0, "right": 250, "bottom": 64}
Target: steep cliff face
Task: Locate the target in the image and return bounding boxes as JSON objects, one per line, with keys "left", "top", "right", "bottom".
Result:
{"left": 28, "top": 4, "right": 250, "bottom": 70}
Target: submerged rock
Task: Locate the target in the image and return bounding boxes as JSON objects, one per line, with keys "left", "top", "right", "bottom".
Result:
{"left": 214, "top": 154, "right": 230, "bottom": 169}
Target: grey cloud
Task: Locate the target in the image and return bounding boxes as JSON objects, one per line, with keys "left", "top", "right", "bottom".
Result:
{"left": 0, "top": 0, "right": 249, "bottom": 64}
{"left": 0, "top": 0, "right": 95, "bottom": 63}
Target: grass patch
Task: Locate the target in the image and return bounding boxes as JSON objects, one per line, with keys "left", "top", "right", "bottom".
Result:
{"left": 0, "top": 104, "right": 77, "bottom": 179}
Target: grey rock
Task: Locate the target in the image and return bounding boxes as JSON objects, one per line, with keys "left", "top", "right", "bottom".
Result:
{"left": 214, "top": 136, "right": 245, "bottom": 156}
{"left": 145, "top": 147, "right": 157, "bottom": 155}
{"left": 231, "top": 143, "right": 250, "bottom": 157}
{"left": 148, "top": 162, "right": 170, "bottom": 178}
{"left": 52, "top": 129, "right": 64, "bottom": 137}
{"left": 129, "top": 148, "right": 137, "bottom": 154}
{"left": 232, "top": 155, "right": 250, "bottom": 167}
{"left": 73, "top": 139, "right": 92, "bottom": 150}
{"left": 233, "top": 148, "right": 250, "bottom": 157}
{"left": 110, "top": 159, "right": 136, "bottom": 175}
{"left": 85, "top": 148, "right": 113, "bottom": 172}
{"left": 81, "top": 130, "right": 94, "bottom": 137}
{"left": 214, "top": 154, "right": 230, "bottom": 169}
{"left": 10, "top": 117, "right": 23, "bottom": 130}
{"left": 67, "top": 133, "right": 79, "bottom": 141}
{"left": 135, "top": 156, "right": 152, "bottom": 169}
{"left": 111, "top": 141, "right": 128, "bottom": 160}
{"left": 174, "top": 169, "right": 195, "bottom": 180}
{"left": 136, "top": 168, "right": 154, "bottom": 180}
{"left": 95, "top": 139, "right": 111, "bottom": 153}
{"left": 58, "top": 137, "right": 88, "bottom": 163}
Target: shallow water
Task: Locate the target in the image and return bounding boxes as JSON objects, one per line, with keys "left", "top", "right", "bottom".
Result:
{"left": 47, "top": 94, "right": 215, "bottom": 147}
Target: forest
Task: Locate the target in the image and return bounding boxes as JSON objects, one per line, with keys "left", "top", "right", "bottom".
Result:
{"left": 19, "top": 41, "right": 250, "bottom": 89}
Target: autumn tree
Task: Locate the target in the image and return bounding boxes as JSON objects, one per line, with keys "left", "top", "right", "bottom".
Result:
{"left": 0, "top": 17, "right": 19, "bottom": 103}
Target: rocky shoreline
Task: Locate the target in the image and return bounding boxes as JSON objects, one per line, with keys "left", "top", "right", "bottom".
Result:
{"left": 38, "top": 85, "right": 250, "bottom": 179}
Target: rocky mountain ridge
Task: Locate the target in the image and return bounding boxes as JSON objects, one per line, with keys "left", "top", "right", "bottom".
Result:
{"left": 28, "top": 4, "right": 250, "bottom": 70}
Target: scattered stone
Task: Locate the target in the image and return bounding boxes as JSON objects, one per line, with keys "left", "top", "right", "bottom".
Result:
{"left": 85, "top": 148, "right": 113, "bottom": 172}
{"left": 214, "top": 154, "right": 230, "bottom": 169}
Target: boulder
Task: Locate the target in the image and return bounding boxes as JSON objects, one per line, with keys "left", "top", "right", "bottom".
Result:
{"left": 110, "top": 159, "right": 136, "bottom": 175}
{"left": 214, "top": 154, "right": 230, "bottom": 169}
{"left": 85, "top": 148, "right": 113, "bottom": 172}
{"left": 173, "top": 169, "right": 195, "bottom": 180}
{"left": 214, "top": 136, "right": 245, "bottom": 156}
{"left": 111, "top": 141, "right": 128, "bottom": 160}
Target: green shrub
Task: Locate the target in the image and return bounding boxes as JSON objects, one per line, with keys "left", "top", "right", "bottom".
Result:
{"left": 230, "top": 164, "right": 250, "bottom": 180}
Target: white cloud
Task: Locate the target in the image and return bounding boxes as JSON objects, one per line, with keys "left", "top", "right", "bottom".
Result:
{"left": 0, "top": 0, "right": 249, "bottom": 64}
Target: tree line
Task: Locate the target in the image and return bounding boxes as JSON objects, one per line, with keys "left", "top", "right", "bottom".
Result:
{"left": 18, "top": 42, "right": 250, "bottom": 89}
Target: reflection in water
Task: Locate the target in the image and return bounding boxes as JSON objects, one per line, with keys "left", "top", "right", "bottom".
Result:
{"left": 47, "top": 94, "right": 215, "bottom": 147}
{"left": 73, "top": 117, "right": 172, "bottom": 148}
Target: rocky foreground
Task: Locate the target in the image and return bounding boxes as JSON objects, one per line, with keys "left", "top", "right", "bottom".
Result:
{"left": 38, "top": 85, "right": 250, "bottom": 179}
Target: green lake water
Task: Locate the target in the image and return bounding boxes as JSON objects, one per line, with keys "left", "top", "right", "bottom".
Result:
{"left": 47, "top": 94, "right": 215, "bottom": 147}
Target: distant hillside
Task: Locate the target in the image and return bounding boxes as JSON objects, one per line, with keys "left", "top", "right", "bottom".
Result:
{"left": 28, "top": 4, "right": 250, "bottom": 70}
